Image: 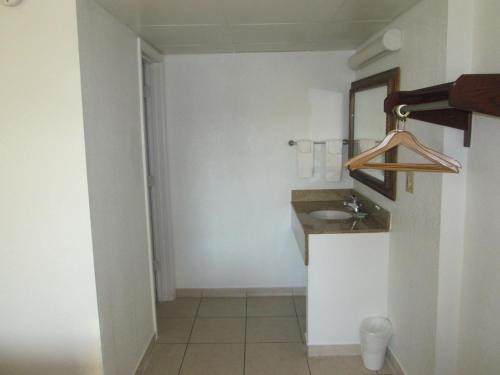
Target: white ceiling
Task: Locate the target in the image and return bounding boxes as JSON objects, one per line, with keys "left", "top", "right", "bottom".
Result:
{"left": 94, "top": 0, "right": 422, "bottom": 54}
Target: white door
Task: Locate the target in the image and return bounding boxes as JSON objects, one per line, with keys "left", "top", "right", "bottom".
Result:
{"left": 142, "top": 58, "right": 161, "bottom": 301}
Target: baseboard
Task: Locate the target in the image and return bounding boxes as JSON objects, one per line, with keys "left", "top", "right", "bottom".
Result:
{"left": 176, "top": 287, "right": 306, "bottom": 297}
{"left": 308, "top": 344, "right": 361, "bottom": 357}
{"left": 386, "top": 348, "right": 406, "bottom": 375}
{"left": 134, "top": 334, "right": 156, "bottom": 375}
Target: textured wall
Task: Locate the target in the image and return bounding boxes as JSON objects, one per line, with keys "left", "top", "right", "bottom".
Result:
{"left": 164, "top": 51, "right": 354, "bottom": 288}
{"left": 77, "top": 0, "right": 155, "bottom": 373}
{"left": 353, "top": 0, "right": 448, "bottom": 374}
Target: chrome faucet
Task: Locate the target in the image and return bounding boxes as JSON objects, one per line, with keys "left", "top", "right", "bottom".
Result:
{"left": 344, "top": 195, "right": 362, "bottom": 213}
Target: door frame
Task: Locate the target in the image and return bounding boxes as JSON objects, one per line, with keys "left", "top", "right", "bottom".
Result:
{"left": 138, "top": 39, "right": 176, "bottom": 304}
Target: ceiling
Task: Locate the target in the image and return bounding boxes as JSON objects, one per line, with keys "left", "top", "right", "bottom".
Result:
{"left": 94, "top": 0, "right": 422, "bottom": 54}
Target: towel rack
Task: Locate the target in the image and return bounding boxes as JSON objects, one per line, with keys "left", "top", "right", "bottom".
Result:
{"left": 288, "top": 139, "right": 349, "bottom": 146}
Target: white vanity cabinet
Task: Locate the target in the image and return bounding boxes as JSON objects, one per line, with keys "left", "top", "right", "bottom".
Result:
{"left": 306, "top": 232, "right": 389, "bottom": 356}
{"left": 291, "top": 189, "right": 390, "bottom": 356}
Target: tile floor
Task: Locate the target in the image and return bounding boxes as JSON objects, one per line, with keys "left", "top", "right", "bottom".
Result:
{"left": 143, "top": 296, "right": 392, "bottom": 375}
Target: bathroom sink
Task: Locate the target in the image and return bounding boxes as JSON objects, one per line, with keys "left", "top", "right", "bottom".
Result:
{"left": 309, "top": 210, "right": 353, "bottom": 221}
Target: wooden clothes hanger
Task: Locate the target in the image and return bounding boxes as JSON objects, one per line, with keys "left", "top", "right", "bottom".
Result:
{"left": 346, "top": 106, "right": 462, "bottom": 173}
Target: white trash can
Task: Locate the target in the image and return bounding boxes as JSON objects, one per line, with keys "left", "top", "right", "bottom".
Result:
{"left": 359, "top": 317, "right": 392, "bottom": 371}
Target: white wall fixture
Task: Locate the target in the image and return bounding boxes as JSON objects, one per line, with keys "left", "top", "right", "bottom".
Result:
{"left": 2, "top": 0, "right": 23, "bottom": 6}
{"left": 348, "top": 29, "right": 402, "bottom": 70}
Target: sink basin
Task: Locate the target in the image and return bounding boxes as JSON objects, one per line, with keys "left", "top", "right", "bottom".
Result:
{"left": 309, "top": 210, "right": 353, "bottom": 221}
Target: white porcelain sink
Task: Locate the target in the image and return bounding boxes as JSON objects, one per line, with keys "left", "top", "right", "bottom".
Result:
{"left": 309, "top": 210, "right": 353, "bottom": 221}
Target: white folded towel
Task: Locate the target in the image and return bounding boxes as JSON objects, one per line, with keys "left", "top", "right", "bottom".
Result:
{"left": 325, "top": 139, "right": 343, "bottom": 182}
{"left": 296, "top": 140, "right": 314, "bottom": 178}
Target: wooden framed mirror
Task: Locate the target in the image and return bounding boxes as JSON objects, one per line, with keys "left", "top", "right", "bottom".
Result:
{"left": 348, "top": 67, "right": 400, "bottom": 201}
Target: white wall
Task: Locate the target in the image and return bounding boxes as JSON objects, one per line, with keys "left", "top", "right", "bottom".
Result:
{"left": 458, "top": 0, "right": 500, "bottom": 373}
{"left": 164, "top": 52, "right": 354, "bottom": 288}
{"left": 434, "top": 1, "right": 473, "bottom": 374}
{"left": 353, "top": 1, "right": 449, "bottom": 374}
{"left": 76, "top": 0, "right": 155, "bottom": 374}
{"left": 0, "top": 1, "right": 103, "bottom": 374}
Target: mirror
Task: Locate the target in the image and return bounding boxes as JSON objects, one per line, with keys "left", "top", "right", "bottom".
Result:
{"left": 348, "top": 68, "right": 400, "bottom": 201}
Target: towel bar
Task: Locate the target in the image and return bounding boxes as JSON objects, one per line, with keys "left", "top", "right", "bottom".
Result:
{"left": 288, "top": 139, "right": 349, "bottom": 147}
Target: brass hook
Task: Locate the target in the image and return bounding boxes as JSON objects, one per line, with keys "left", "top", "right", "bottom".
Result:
{"left": 394, "top": 104, "right": 410, "bottom": 131}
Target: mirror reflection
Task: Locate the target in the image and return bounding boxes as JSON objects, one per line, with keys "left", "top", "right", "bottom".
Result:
{"left": 348, "top": 67, "right": 399, "bottom": 201}
{"left": 353, "top": 86, "right": 387, "bottom": 180}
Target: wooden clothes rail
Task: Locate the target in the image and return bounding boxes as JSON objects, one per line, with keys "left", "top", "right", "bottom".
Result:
{"left": 384, "top": 74, "right": 500, "bottom": 147}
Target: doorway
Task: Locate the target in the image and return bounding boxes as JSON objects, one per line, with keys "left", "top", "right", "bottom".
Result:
{"left": 140, "top": 42, "right": 176, "bottom": 306}
{"left": 142, "top": 58, "right": 160, "bottom": 301}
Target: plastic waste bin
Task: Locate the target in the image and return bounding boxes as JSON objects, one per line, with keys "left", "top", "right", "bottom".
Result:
{"left": 359, "top": 317, "right": 392, "bottom": 371}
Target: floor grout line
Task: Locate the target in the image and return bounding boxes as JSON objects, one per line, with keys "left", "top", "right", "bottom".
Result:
{"left": 246, "top": 315, "right": 303, "bottom": 318}
{"left": 161, "top": 315, "right": 303, "bottom": 319}
{"left": 176, "top": 298, "right": 201, "bottom": 375}
{"left": 156, "top": 340, "right": 305, "bottom": 345}
{"left": 294, "top": 296, "right": 312, "bottom": 375}
{"left": 156, "top": 342, "right": 307, "bottom": 347}
{"left": 157, "top": 296, "right": 314, "bottom": 375}
{"left": 190, "top": 316, "right": 246, "bottom": 319}
{"left": 155, "top": 296, "right": 389, "bottom": 375}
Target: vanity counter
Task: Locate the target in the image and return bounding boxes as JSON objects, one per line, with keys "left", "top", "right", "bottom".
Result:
{"left": 292, "top": 200, "right": 390, "bottom": 235}
{"left": 291, "top": 189, "right": 390, "bottom": 265}
{"left": 292, "top": 189, "right": 390, "bottom": 235}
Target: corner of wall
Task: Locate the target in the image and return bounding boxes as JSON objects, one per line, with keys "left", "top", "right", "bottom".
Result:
{"left": 434, "top": 0, "right": 474, "bottom": 373}
{"left": 352, "top": 1, "right": 452, "bottom": 374}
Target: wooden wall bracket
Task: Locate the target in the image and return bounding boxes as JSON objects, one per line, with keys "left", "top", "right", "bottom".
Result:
{"left": 384, "top": 74, "right": 500, "bottom": 147}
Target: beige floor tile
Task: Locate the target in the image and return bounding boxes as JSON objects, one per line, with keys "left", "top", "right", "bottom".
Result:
{"left": 245, "top": 343, "right": 309, "bottom": 375}
{"left": 157, "top": 318, "right": 194, "bottom": 343}
{"left": 297, "top": 315, "right": 307, "bottom": 342}
{"left": 180, "top": 343, "right": 244, "bottom": 375}
{"left": 190, "top": 318, "right": 245, "bottom": 343}
{"left": 247, "top": 296, "right": 295, "bottom": 317}
{"left": 157, "top": 298, "right": 200, "bottom": 318}
{"left": 246, "top": 287, "right": 294, "bottom": 296}
{"left": 379, "top": 362, "right": 393, "bottom": 374}
{"left": 202, "top": 288, "right": 246, "bottom": 297}
{"left": 246, "top": 317, "right": 302, "bottom": 343}
{"left": 197, "top": 297, "right": 246, "bottom": 317}
{"left": 309, "top": 355, "right": 392, "bottom": 375}
{"left": 293, "top": 296, "right": 306, "bottom": 316}
{"left": 143, "top": 344, "right": 186, "bottom": 375}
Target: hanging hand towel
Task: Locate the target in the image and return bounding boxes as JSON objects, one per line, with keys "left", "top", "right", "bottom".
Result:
{"left": 325, "top": 139, "right": 343, "bottom": 182}
{"left": 296, "top": 140, "right": 314, "bottom": 178}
